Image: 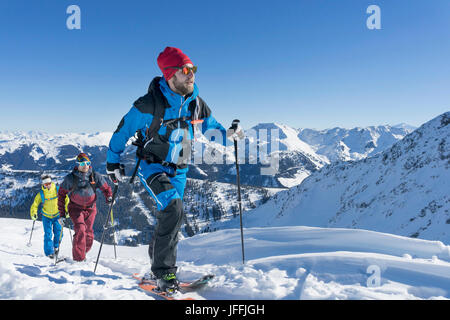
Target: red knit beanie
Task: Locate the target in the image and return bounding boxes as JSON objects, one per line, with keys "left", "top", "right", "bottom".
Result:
{"left": 157, "top": 47, "right": 193, "bottom": 80}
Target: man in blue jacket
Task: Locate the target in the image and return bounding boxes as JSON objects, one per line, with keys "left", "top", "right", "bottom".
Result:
{"left": 106, "top": 47, "right": 243, "bottom": 293}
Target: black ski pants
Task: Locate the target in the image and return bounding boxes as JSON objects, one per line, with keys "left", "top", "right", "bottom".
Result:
{"left": 144, "top": 171, "right": 185, "bottom": 278}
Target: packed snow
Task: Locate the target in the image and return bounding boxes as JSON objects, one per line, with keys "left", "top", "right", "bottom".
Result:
{"left": 1, "top": 217, "right": 449, "bottom": 300}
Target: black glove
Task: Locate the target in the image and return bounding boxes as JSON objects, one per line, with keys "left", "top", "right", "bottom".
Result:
{"left": 106, "top": 163, "right": 125, "bottom": 184}
{"left": 136, "top": 139, "right": 159, "bottom": 163}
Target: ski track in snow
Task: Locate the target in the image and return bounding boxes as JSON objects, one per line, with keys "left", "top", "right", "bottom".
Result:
{"left": 1, "top": 218, "right": 450, "bottom": 300}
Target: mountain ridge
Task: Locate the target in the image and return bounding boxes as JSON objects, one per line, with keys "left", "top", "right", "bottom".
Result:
{"left": 232, "top": 112, "right": 449, "bottom": 243}
{"left": 0, "top": 122, "right": 413, "bottom": 188}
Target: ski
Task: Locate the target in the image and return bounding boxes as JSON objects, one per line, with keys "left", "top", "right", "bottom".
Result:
{"left": 178, "top": 274, "right": 215, "bottom": 292}
{"left": 132, "top": 273, "right": 214, "bottom": 300}
{"left": 54, "top": 257, "right": 66, "bottom": 264}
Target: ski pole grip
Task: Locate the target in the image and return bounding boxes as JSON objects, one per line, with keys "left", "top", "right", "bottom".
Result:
{"left": 231, "top": 119, "right": 240, "bottom": 130}
{"left": 129, "top": 158, "right": 141, "bottom": 184}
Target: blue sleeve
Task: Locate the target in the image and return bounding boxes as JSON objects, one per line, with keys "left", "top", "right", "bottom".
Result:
{"left": 107, "top": 106, "right": 152, "bottom": 163}
{"left": 202, "top": 115, "right": 228, "bottom": 146}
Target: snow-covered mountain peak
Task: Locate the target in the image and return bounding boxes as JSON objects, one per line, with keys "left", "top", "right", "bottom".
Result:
{"left": 0, "top": 131, "right": 113, "bottom": 170}
{"left": 392, "top": 123, "right": 418, "bottom": 131}
{"left": 0, "top": 131, "right": 112, "bottom": 151}
{"left": 238, "top": 112, "right": 450, "bottom": 243}
{"left": 298, "top": 123, "right": 415, "bottom": 162}
{"left": 249, "top": 122, "right": 328, "bottom": 161}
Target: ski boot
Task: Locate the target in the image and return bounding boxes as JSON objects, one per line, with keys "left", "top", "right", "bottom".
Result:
{"left": 156, "top": 273, "right": 179, "bottom": 295}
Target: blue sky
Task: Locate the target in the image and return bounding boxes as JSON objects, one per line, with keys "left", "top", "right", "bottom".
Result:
{"left": 0, "top": 0, "right": 449, "bottom": 133}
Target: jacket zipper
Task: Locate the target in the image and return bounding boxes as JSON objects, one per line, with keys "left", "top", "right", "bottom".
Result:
{"left": 170, "top": 97, "right": 186, "bottom": 162}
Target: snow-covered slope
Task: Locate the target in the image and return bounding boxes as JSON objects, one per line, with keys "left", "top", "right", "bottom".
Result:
{"left": 1, "top": 218, "right": 450, "bottom": 299}
{"left": 236, "top": 112, "right": 450, "bottom": 243}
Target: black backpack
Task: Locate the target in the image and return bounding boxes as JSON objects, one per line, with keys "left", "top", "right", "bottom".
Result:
{"left": 69, "top": 169, "right": 97, "bottom": 195}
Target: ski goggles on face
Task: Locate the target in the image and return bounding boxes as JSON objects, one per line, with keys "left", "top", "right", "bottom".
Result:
{"left": 77, "top": 161, "right": 91, "bottom": 167}
{"left": 164, "top": 65, "right": 197, "bottom": 75}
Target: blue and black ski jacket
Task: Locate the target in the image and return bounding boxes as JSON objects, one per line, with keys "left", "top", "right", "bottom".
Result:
{"left": 107, "top": 76, "right": 227, "bottom": 177}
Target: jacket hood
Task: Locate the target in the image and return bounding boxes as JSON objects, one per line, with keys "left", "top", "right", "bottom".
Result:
{"left": 148, "top": 76, "right": 162, "bottom": 94}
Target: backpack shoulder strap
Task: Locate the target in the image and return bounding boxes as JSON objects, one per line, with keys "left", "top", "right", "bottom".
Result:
{"left": 186, "top": 96, "right": 211, "bottom": 121}
{"left": 89, "top": 169, "right": 97, "bottom": 193}
{"left": 70, "top": 172, "right": 78, "bottom": 194}
{"left": 39, "top": 189, "right": 45, "bottom": 204}
{"left": 147, "top": 102, "right": 166, "bottom": 141}
{"left": 133, "top": 77, "right": 167, "bottom": 142}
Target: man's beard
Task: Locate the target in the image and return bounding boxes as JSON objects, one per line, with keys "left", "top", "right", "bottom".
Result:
{"left": 172, "top": 74, "right": 194, "bottom": 96}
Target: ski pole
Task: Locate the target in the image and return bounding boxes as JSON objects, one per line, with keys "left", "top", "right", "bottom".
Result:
{"left": 68, "top": 221, "right": 73, "bottom": 245}
{"left": 231, "top": 119, "right": 245, "bottom": 264}
{"left": 129, "top": 158, "right": 141, "bottom": 184}
{"left": 27, "top": 220, "right": 36, "bottom": 247}
{"left": 110, "top": 208, "right": 117, "bottom": 259}
{"left": 130, "top": 130, "right": 144, "bottom": 184}
{"left": 55, "top": 219, "right": 65, "bottom": 266}
{"left": 94, "top": 184, "right": 118, "bottom": 273}
{"left": 113, "top": 232, "right": 117, "bottom": 260}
